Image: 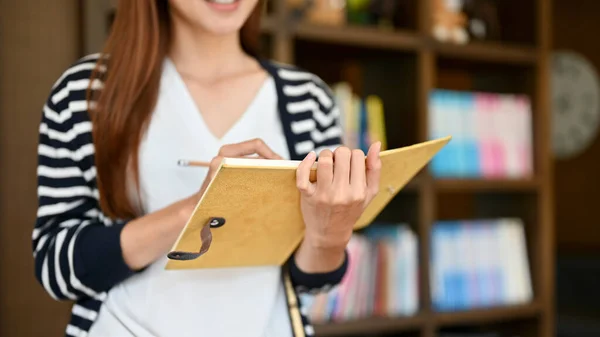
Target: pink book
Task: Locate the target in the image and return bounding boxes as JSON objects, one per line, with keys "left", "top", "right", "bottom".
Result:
{"left": 333, "top": 236, "right": 358, "bottom": 321}
{"left": 489, "top": 95, "right": 507, "bottom": 177}
{"left": 498, "top": 95, "right": 519, "bottom": 178}
{"left": 475, "top": 94, "right": 501, "bottom": 177}
{"left": 343, "top": 236, "right": 366, "bottom": 320}
{"left": 514, "top": 96, "right": 534, "bottom": 177}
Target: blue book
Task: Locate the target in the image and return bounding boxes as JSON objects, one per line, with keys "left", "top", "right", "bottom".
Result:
{"left": 359, "top": 99, "right": 369, "bottom": 153}
{"left": 429, "top": 91, "right": 454, "bottom": 177}
{"left": 460, "top": 92, "right": 481, "bottom": 177}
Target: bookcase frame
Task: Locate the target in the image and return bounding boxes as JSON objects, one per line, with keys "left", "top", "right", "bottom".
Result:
{"left": 261, "top": 1, "right": 555, "bottom": 336}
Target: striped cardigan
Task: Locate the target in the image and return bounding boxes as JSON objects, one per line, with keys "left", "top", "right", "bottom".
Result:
{"left": 32, "top": 54, "right": 348, "bottom": 337}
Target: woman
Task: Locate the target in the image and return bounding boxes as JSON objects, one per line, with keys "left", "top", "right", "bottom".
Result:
{"left": 33, "top": 0, "right": 381, "bottom": 336}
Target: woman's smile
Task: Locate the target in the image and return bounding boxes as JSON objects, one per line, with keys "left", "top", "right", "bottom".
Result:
{"left": 205, "top": 0, "right": 241, "bottom": 12}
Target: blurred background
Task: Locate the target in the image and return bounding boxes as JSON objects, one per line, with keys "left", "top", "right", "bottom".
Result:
{"left": 1, "top": 0, "right": 599, "bottom": 336}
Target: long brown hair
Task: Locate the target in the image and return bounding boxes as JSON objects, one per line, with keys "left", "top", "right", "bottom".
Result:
{"left": 88, "top": 0, "right": 264, "bottom": 220}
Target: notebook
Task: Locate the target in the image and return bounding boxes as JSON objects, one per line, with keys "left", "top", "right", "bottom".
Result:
{"left": 165, "top": 136, "right": 451, "bottom": 270}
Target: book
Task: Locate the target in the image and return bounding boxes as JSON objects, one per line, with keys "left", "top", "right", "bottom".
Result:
{"left": 428, "top": 89, "right": 533, "bottom": 179}
{"left": 430, "top": 218, "right": 533, "bottom": 311}
{"left": 301, "top": 218, "right": 533, "bottom": 323}
{"left": 299, "top": 223, "right": 419, "bottom": 323}
{"left": 331, "top": 82, "right": 387, "bottom": 153}
{"left": 165, "top": 136, "right": 451, "bottom": 270}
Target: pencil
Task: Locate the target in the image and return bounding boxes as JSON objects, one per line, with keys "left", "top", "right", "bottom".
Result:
{"left": 178, "top": 155, "right": 263, "bottom": 167}
{"left": 177, "top": 159, "right": 211, "bottom": 167}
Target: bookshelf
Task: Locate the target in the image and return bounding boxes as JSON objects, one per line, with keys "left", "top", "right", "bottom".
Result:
{"left": 260, "top": 1, "right": 554, "bottom": 337}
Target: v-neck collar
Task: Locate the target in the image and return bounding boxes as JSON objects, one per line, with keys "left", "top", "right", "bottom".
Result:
{"left": 160, "top": 57, "right": 301, "bottom": 161}
{"left": 163, "top": 57, "right": 274, "bottom": 146}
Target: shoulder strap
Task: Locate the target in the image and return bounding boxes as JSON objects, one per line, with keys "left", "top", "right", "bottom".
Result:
{"left": 283, "top": 269, "right": 309, "bottom": 337}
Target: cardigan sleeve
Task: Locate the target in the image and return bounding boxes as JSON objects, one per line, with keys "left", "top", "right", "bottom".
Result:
{"left": 288, "top": 249, "right": 349, "bottom": 293}
{"left": 32, "top": 58, "right": 135, "bottom": 301}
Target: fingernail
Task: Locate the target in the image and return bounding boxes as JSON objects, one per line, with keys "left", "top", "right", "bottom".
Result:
{"left": 307, "top": 151, "right": 316, "bottom": 159}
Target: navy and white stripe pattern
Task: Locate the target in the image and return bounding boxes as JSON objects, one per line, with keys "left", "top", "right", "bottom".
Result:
{"left": 260, "top": 60, "right": 343, "bottom": 161}
{"left": 33, "top": 54, "right": 347, "bottom": 337}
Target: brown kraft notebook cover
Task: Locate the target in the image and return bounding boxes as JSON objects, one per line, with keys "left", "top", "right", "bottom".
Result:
{"left": 165, "top": 136, "right": 451, "bottom": 270}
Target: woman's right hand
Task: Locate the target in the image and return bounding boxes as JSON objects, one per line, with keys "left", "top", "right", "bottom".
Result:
{"left": 180, "top": 138, "right": 283, "bottom": 222}
{"left": 121, "top": 138, "right": 282, "bottom": 270}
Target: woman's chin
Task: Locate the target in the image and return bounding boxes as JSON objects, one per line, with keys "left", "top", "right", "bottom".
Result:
{"left": 200, "top": 21, "right": 246, "bottom": 36}
{"left": 196, "top": 2, "right": 252, "bottom": 35}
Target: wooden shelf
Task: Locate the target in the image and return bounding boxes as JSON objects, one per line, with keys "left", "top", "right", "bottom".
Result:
{"left": 314, "top": 314, "right": 425, "bottom": 336}
{"left": 434, "top": 177, "right": 540, "bottom": 192}
{"left": 313, "top": 303, "right": 541, "bottom": 336}
{"left": 435, "top": 302, "right": 542, "bottom": 326}
{"left": 262, "top": 19, "right": 539, "bottom": 64}
{"left": 430, "top": 39, "right": 539, "bottom": 65}
{"left": 292, "top": 23, "right": 422, "bottom": 52}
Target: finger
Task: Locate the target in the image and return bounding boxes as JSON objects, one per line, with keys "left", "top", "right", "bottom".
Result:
{"left": 366, "top": 142, "right": 382, "bottom": 201}
{"left": 332, "top": 147, "right": 351, "bottom": 188}
{"left": 218, "top": 139, "right": 257, "bottom": 157}
{"left": 296, "top": 151, "right": 317, "bottom": 196}
{"left": 316, "top": 149, "right": 334, "bottom": 192}
{"left": 249, "top": 138, "right": 283, "bottom": 159}
{"left": 219, "top": 138, "right": 282, "bottom": 159}
{"left": 200, "top": 155, "right": 224, "bottom": 193}
{"left": 350, "top": 149, "right": 366, "bottom": 188}
{"left": 208, "top": 156, "right": 224, "bottom": 180}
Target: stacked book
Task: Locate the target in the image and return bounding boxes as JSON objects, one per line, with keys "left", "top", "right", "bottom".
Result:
{"left": 299, "top": 224, "right": 419, "bottom": 323}
{"left": 430, "top": 218, "right": 533, "bottom": 312}
{"left": 332, "top": 82, "right": 388, "bottom": 154}
{"left": 428, "top": 89, "right": 534, "bottom": 179}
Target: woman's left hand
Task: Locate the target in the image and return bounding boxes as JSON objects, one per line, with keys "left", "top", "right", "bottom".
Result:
{"left": 293, "top": 142, "right": 382, "bottom": 272}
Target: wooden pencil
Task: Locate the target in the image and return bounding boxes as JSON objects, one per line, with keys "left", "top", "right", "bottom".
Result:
{"left": 177, "top": 159, "right": 211, "bottom": 167}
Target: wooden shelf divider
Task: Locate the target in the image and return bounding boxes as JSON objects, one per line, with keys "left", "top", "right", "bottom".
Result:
{"left": 434, "top": 302, "right": 542, "bottom": 327}
{"left": 434, "top": 177, "right": 541, "bottom": 192}
{"left": 429, "top": 39, "right": 539, "bottom": 64}
{"left": 293, "top": 23, "right": 422, "bottom": 52}
{"left": 263, "top": 19, "right": 540, "bottom": 64}
{"left": 312, "top": 302, "right": 541, "bottom": 337}
{"left": 314, "top": 314, "right": 426, "bottom": 337}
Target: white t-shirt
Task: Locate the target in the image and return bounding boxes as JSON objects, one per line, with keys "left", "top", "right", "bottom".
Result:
{"left": 88, "top": 59, "right": 293, "bottom": 337}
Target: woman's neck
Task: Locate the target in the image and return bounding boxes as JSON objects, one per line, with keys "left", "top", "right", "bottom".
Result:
{"left": 168, "top": 20, "right": 255, "bottom": 81}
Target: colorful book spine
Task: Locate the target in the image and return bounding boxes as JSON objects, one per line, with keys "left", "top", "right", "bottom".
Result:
{"left": 299, "top": 223, "right": 419, "bottom": 322}
{"left": 366, "top": 95, "right": 387, "bottom": 150}
{"left": 429, "top": 89, "right": 534, "bottom": 179}
{"left": 331, "top": 82, "right": 387, "bottom": 152}
{"left": 333, "top": 82, "right": 357, "bottom": 149}
{"left": 359, "top": 99, "right": 369, "bottom": 153}
{"left": 460, "top": 92, "right": 480, "bottom": 177}
{"left": 430, "top": 218, "right": 533, "bottom": 311}
{"left": 429, "top": 90, "right": 460, "bottom": 177}
{"left": 475, "top": 94, "right": 499, "bottom": 177}
{"left": 515, "top": 95, "right": 534, "bottom": 176}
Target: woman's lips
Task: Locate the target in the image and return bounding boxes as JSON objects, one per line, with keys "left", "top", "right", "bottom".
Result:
{"left": 205, "top": 0, "right": 241, "bottom": 11}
